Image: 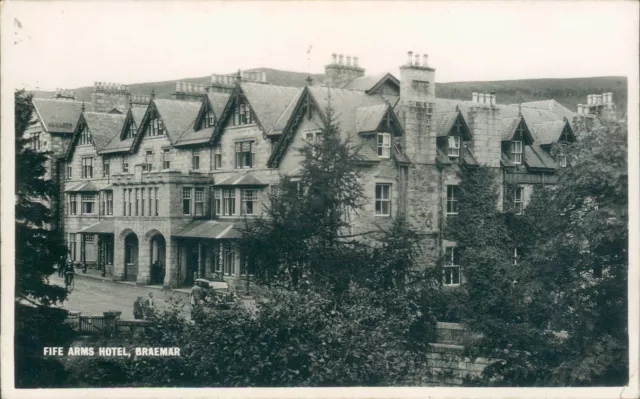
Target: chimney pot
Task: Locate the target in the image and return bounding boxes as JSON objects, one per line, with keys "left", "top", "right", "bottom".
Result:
{"left": 339, "top": 54, "right": 344, "bottom": 65}
{"left": 414, "top": 54, "right": 420, "bottom": 66}
{"left": 332, "top": 53, "right": 337, "bottom": 64}
{"left": 577, "top": 104, "right": 583, "bottom": 114}
{"left": 261, "top": 71, "right": 267, "bottom": 82}
{"left": 422, "top": 54, "right": 428, "bottom": 67}
{"left": 587, "top": 95, "right": 592, "bottom": 105}
{"left": 407, "top": 51, "right": 413, "bottom": 66}
{"left": 490, "top": 93, "right": 496, "bottom": 106}
{"left": 472, "top": 92, "right": 478, "bottom": 102}
{"left": 354, "top": 56, "right": 359, "bottom": 67}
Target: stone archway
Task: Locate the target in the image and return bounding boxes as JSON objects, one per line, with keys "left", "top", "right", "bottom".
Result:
{"left": 122, "top": 232, "right": 139, "bottom": 281}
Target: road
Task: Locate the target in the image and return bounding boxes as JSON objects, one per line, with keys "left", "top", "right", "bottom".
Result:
{"left": 50, "top": 274, "right": 190, "bottom": 320}
{"left": 50, "top": 274, "right": 256, "bottom": 320}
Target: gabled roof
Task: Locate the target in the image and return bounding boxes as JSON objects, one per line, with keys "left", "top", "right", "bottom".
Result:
{"left": 32, "top": 98, "right": 93, "bottom": 134}
{"left": 66, "top": 112, "right": 127, "bottom": 160}
{"left": 269, "top": 89, "right": 305, "bottom": 136}
{"left": 102, "top": 106, "right": 146, "bottom": 154}
{"left": 524, "top": 145, "right": 556, "bottom": 171}
{"left": 356, "top": 104, "right": 389, "bottom": 134}
{"left": 152, "top": 99, "right": 201, "bottom": 143}
{"left": 175, "top": 91, "right": 232, "bottom": 146}
{"left": 343, "top": 73, "right": 400, "bottom": 94}
{"left": 499, "top": 116, "right": 534, "bottom": 145}
{"left": 213, "top": 172, "right": 268, "bottom": 187}
{"left": 530, "top": 120, "right": 575, "bottom": 146}
{"left": 434, "top": 111, "right": 473, "bottom": 140}
{"left": 240, "top": 82, "right": 301, "bottom": 135}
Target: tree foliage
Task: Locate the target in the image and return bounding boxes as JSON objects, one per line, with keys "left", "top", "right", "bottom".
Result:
{"left": 446, "top": 121, "right": 628, "bottom": 386}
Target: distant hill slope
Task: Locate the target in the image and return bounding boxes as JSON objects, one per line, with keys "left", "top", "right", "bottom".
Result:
{"left": 31, "top": 69, "right": 627, "bottom": 113}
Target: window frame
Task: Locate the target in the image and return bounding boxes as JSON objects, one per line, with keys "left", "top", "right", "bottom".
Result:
{"left": 240, "top": 189, "right": 259, "bottom": 216}
{"left": 446, "top": 185, "right": 459, "bottom": 215}
{"left": 443, "top": 246, "right": 461, "bottom": 286}
{"left": 106, "top": 191, "right": 113, "bottom": 215}
{"left": 103, "top": 159, "right": 110, "bottom": 177}
{"left": 194, "top": 187, "right": 204, "bottom": 216}
{"left": 81, "top": 193, "right": 96, "bottom": 215}
{"left": 144, "top": 150, "right": 153, "bottom": 172}
{"left": 163, "top": 148, "right": 171, "bottom": 170}
{"left": 511, "top": 141, "right": 523, "bottom": 165}
{"left": 66, "top": 166, "right": 72, "bottom": 180}
{"left": 192, "top": 149, "right": 201, "bottom": 170}
{"left": 448, "top": 136, "right": 461, "bottom": 158}
{"left": 222, "top": 189, "right": 236, "bottom": 216}
{"left": 182, "top": 187, "right": 192, "bottom": 215}
{"left": 375, "top": 183, "right": 391, "bottom": 216}
{"left": 514, "top": 187, "right": 524, "bottom": 215}
{"left": 81, "top": 157, "right": 93, "bottom": 179}
{"left": 377, "top": 133, "right": 391, "bottom": 158}
{"left": 235, "top": 140, "right": 255, "bottom": 169}
{"left": 122, "top": 156, "right": 129, "bottom": 173}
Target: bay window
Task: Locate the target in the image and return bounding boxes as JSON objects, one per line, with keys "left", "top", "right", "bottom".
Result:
{"left": 223, "top": 189, "right": 236, "bottom": 216}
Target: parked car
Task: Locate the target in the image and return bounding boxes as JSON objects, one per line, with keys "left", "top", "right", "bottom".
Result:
{"left": 189, "top": 278, "right": 238, "bottom": 310}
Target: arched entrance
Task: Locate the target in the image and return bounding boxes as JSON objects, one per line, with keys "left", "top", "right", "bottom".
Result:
{"left": 123, "top": 233, "right": 139, "bottom": 281}
{"left": 149, "top": 234, "right": 166, "bottom": 285}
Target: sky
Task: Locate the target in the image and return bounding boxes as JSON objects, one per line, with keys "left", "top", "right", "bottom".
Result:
{"left": 2, "top": 1, "right": 638, "bottom": 91}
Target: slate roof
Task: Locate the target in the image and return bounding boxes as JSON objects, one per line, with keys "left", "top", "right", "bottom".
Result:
{"left": 78, "top": 220, "right": 114, "bottom": 234}
{"left": 356, "top": 104, "right": 388, "bottom": 133}
{"left": 64, "top": 181, "right": 100, "bottom": 192}
{"left": 343, "top": 73, "right": 388, "bottom": 91}
{"left": 172, "top": 220, "right": 236, "bottom": 239}
{"left": 500, "top": 117, "right": 524, "bottom": 141}
{"left": 153, "top": 99, "right": 201, "bottom": 143}
{"left": 270, "top": 89, "right": 305, "bottom": 136}
{"left": 213, "top": 172, "right": 268, "bottom": 187}
{"left": 32, "top": 98, "right": 94, "bottom": 134}
{"left": 175, "top": 92, "right": 232, "bottom": 146}
{"left": 101, "top": 106, "right": 147, "bottom": 154}
{"left": 530, "top": 121, "right": 567, "bottom": 146}
{"left": 240, "top": 82, "right": 301, "bottom": 135}
{"left": 524, "top": 145, "right": 556, "bottom": 170}
{"left": 81, "top": 112, "right": 128, "bottom": 152}
{"left": 516, "top": 99, "right": 575, "bottom": 119}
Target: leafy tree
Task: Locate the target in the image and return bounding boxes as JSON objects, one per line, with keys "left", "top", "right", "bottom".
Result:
{"left": 446, "top": 121, "right": 628, "bottom": 386}
{"left": 14, "top": 90, "right": 72, "bottom": 388}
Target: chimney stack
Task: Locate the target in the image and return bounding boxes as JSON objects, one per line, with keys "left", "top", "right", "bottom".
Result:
{"left": 472, "top": 92, "right": 478, "bottom": 102}
{"left": 407, "top": 51, "right": 413, "bottom": 66}
{"left": 479, "top": 93, "right": 486, "bottom": 104}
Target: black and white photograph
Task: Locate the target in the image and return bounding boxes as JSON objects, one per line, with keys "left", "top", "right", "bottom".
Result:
{"left": 1, "top": 1, "right": 638, "bottom": 397}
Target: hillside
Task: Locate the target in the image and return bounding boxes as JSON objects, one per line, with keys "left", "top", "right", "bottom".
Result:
{"left": 31, "top": 69, "right": 627, "bottom": 113}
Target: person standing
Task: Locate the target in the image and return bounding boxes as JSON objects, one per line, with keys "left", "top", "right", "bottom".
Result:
{"left": 144, "top": 292, "right": 155, "bottom": 319}
{"left": 133, "top": 296, "right": 144, "bottom": 320}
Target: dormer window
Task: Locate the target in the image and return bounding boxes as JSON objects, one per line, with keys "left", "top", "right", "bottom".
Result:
{"left": 448, "top": 136, "right": 461, "bottom": 158}
{"left": 558, "top": 154, "right": 567, "bottom": 168}
{"left": 149, "top": 117, "right": 164, "bottom": 136}
{"left": 377, "top": 133, "right": 391, "bottom": 158}
{"left": 511, "top": 141, "right": 523, "bottom": 165}
{"left": 126, "top": 123, "right": 137, "bottom": 139}
{"left": 232, "top": 101, "right": 254, "bottom": 126}
{"left": 80, "top": 127, "right": 93, "bottom": 145}
{"left": 204, "top": 110, "right": 215, "bottom": 128}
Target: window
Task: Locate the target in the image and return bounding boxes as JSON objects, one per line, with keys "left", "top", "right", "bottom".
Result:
{"left": 511, "top": 141, "right": 523, "bottom": 165}
{"left": 241, "top": 189, "right": 258, "bottom": 216}
{"left": 192, "top": 149, "right": 200, "bottom": 170}
{"left": 148, "top": 188, "right": 153, "bottom": 216}
{"left": 194, "top": 187, "right": 204, "bottom": 216}
{"left": 126, "top": 122, "right": 137, "bottom": 139}
{"left": 135, "top": 188, "right": 140, "bottom": 216}
{"left": 232, "top": 101, "right": 254, "bottom": 126}
{"left": 69, "top": 194, "right": 78, "bottom": 215}
{"left": 66, "top": 166, "right": 72, "bottom": 180}
{"left": 69, "top": 233, "right": 77, "bottom": 261}
{"left": 155, "top": 188, "right": 159, "bottom": 216}
{"left": 103, "top": 159, "right": 110, "bottom": 177}
{"left": 82, "top": 157, "right": 93, "bottom": 179}
{"left": 377, "top": 133, "right": 391, "bottom": 158}
{"left": 32, "top": 133, "right": 41, "bottom": 150}
{"left": 558, "top": 154, "right": 567, "bottom": 168}
{"left": 80, "top": 127, "right": 92, "bottom": 145}
{"left": 163, "top": 148, "right": 170, "bottom": 169}
{"left": 144, "top": 150, "right": 153, "bottom": 172}
{"left": 214, "top": 189, "right": 222, "bottom": 216}
{"left": 106, "top": 191, "right": 113, "bottom": 215}
{"left": 213, "top": 147, "right": 222, "bottom": 170}
{"left": 122, "top": 156, "right": 129, "bottom": 173}
{"left": 514, "top": 187, "right": 524, "bottom": 215}
{"left": 411, "top": 80, "right": 430, "bottom": 94}
{"left": 149, "top": 117, "right": 164, "bottom": 136}
{"left": 446, "top": 185, "right": 459, "bottom": 215}
{"left": 128, "top": 189, "right": 132, "bottom": 216}
{"left": 444, "top": 247, "right": 461, "bottom": 286}
{"left": 85, "top": 234, "right": 94, "bottom": 243}
{"left": 204, "top": 110, "right": 215, "bottom": 128}
{"left": 223, "top": 189, "right": 236, "bottom": 216}
{"left": 448, "top": 136, "right": 461, "bottom": 158}
{"left": 81, "top": 194, "right": 95, "bottom": 214}
{"left": 375, "top": 183, "right": 391, "bottom": 216}
{"left": 235, "top": 141, "right": 255, "bottom": 169}
{"left": 183, "top": 187, "right": 192, "bottom": 215}
{"left": 123, "top": 190, "right": 127, "bottom": 216}
{"left": 222, "top": 244, "right": 235, "bottom": 275}
{"left": 141, "top": 188, "right": 146, "bottom": 216}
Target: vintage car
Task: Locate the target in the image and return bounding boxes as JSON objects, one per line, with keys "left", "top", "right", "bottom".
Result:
{"left": 189, "top": 278, "right": 238, "bottom": 310}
